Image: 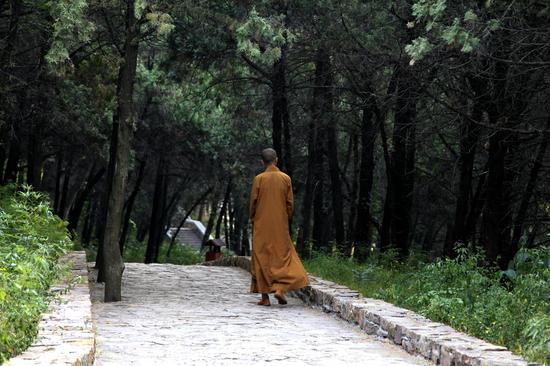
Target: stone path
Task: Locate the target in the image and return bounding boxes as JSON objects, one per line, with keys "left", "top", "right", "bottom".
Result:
{"left": 90, "top": 263, "right": 431, "bottom": 366}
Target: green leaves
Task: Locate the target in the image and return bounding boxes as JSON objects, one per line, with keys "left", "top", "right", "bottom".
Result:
{"left": 487, "top": 19, "right": 501, "bottom": 31}
{"left": 407, "top": 1, "right": 483, "bottom": 62}
{"left": 405, "top": 37, "right": 433, "bottom": 64}
{"left": 463, "top": 9, "right": 478, "bottom": 22}
{"left": 144, "top": 11, "right": 175, "bottom": 36}
{"left": 440, "top": 18, "right": 480, "bottom": 53}
{"left": 0, "top": 185, "right": 72, "bottom": 362}
{"left": 235, "top": 7, "right": 294, "bottom": 66}
{"left": 135, "top": 0, "right": 148, "bottom": 18}
{"left": 46, "top": 0, "right": 95, "bottom": 68}
{"left": 412, "top": 0, "right": 448, "bottom": 31}
{"left": 522, "top": 312, "right": 550, "bottom": 362}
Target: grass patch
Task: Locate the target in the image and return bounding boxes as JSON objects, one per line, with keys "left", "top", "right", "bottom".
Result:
{"left": 123, "top": 239, "right": 203, "bottom": 265}
{"left": 0, "top": 185, "right": 71, "bottom": 362}
{"left": 304, "top": 246, "right": 550, "bottom": 364}
{"left": 82, "top": 234, "right": 205, "bottom": 266}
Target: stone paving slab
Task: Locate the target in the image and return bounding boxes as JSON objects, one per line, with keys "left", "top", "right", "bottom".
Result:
{"left": 205, "top": 256, "right": 537, "bottom": 366}
{"left": 90, "top": 263, "right": 430, "bottom": 366}
{"left": 7, "top": 251, "right": 95, "bottom": 366}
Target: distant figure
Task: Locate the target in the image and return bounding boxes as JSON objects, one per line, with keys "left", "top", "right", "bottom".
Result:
{"left": 249, "top": 148, "right": 309, "bottom": 306}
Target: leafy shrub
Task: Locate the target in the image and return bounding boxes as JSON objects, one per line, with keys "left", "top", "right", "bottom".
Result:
{"left": 304, "top": 246, "right": 550, "bottom": 364}
{"left": 0, "top": 185, "right": 71, "bottom": 362}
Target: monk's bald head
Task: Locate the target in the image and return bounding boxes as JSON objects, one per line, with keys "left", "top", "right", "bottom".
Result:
{"left": 261, "top": 148, "right": 278, "bottom": 164}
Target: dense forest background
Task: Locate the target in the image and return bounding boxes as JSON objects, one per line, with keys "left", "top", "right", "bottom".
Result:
{"left": 1, "top": 0, "right": 549, "bottom": 300}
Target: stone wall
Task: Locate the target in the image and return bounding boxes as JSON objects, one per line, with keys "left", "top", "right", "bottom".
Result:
{"left": 204, "top": 256, "right": 538, "bottom": 366}
{"left": 7, "top": 251, "right": 95, "bottom": 366}
{"left": 202, "top": 255, "right": 251, "bottom": 271}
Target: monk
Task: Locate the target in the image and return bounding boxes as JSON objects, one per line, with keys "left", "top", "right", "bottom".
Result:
{"left": 249, "top": 148, "right": 309, "bottom": 306}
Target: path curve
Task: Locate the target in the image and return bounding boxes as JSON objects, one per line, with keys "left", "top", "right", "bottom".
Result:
{"left": 90, "top": 263, "right": 430, "bottom": 366}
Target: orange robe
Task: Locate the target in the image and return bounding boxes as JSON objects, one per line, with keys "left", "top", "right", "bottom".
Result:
{"left": 249, "top": 165, "right": 309, "bottom": 293}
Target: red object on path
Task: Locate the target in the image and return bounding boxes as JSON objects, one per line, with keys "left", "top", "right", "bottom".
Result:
{"left": 205, "top": 238, "right": 224, "bottom": 261}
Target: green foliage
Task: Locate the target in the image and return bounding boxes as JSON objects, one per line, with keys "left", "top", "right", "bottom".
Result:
{"left": 404, "top": 37, "right": 433, "bottom": 64}
{"left": 123, "top": 239, "right": 202, "bottom": 266}
{"left": 304, "top": 246, "right": 550, "bottom": 364}
{"left": 407, "top": 0, "right": 483, "bottom": 61}
{"left": 235, "top": 7, "right": 294, "bottom": 66}
{"left": 0, "top": 185, "right": 72, "bottom": 362}
{"left": 135, "top": 0, "right": 148, "bottom": 18}
{"left": 440, "top": 18, "right": 479, "bottom": 53}
{"left": 487, "top": 18, "right": 501, "bottom": 31}
{"left": 523, "top": 314, "right": 550, "bottom": 363}
{"left": 46, "top": 0, "right": 95, "bottom": 67}
{"left": 143, "top": 5, "right": 175, "bottom": 38}
{"left": 412, "top": 0, "right": 448, "bottom": 31}
{"left": 463, "top": 10, "right": 478, "bottom": 22}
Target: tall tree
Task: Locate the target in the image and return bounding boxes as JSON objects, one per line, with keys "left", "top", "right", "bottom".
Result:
{"left": 102, "top": 0, "right": 141, "bottom": 301}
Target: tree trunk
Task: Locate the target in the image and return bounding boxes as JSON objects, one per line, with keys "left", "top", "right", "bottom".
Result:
{"left": 347, "top": 133, "right": 360, "bottom": 242}
{"left": 167, "top": 187, "right": 213, "bottom": 257}
{"left": 241, "top": 223, "right": 251, "bottom": 256}
{"left": 230, "top": 191, "right": 245, "bottom": 254}
{"left": 145, "top": 157, "right": 165, "bottom": 264}
{"left": 119, "top": 159, "right": 146, "bottom": 255}
{"left": 160, "top": 179, "right": 189, "bottom": 235}
{"left": 315, "top": 49, "right": 345, "bottom": 250}
{"left": 215, "top": 180, "right": 232, "bottom": 239}
{"left": 67, "top": 165, "right": 105, "bottom": 233}
{"left": 53, "top": 152, "right": 63, "bottom": 213}
{"left": 354, "top": 96, "right": 378, "bottom": 260}
{"left": 271, "top": 45, "right": 292, "bottom": 176}
{"left": 378, "top": 70, "right": 397, "bottom": 252}
{"left": 482, "top": 126, "right": 513, "bottom": 267}
{"left": 3, "top": 128, "right": 20, "bottom": 183}
{"left": 202, "top": 198, "right": 219, "bottom": 246}
{"left": 444, "top": 95, "right": 482, "bottom": 256}
{"left": 379, "top": 108, "right": 393, "bottom": 251}
{"left": 162, "top": 187, "right": 184, "bottom": 235}
{"left": 197, "top": 204, "right": 205, "bottom": 223}
{"left": 0, "top": 0, "right": 21, "bottom": 184}
{"left": 296, "top": 104, "right": 317, "bottom": 256}
{"left": 464, "top": 162, "right": 488, "bottom": 243}
{"left": 58, "top": 155, "right": 74, "bottom": 219}
{"left": 326, "top": 126, "right": 345, "bottom": 248}
{"left": 136, "top": 214, "right": 149, "bottom": 242}
{"left": 81, "top": 200, "right": 96, "bottom": 247}
{"left": 102, "top": 0, "right": 139, "bottom": 302}
{"left": 153, "top": 172, "right": 169, "bottom": 262}
{"left": 0, "top": 1, "right": 21, "bottom": 68}
{"left": 0, "top": 131, "right": 7, "bottom": 184}
{"left": 224, "top": 204, "right": 230, "bottom": 248}
{"left": 311, "top": 131, "right": 328, "bottom": 251}
{"left": 26, "top": 118, "right": 43, "bottom": 188}
{"left": 226, "top": 195, "right": 234, "bottom": 249}
{"left": 96, "top": 103, "right": 121, "bottom": 278}
{"left": 481, "top": 57, "right": 517, "bottom": 269}
{"left": 310, "top": 49, "right": 331, "bottom": 252}
{"left": 510, "top": 116, "right": 550, "bottom": 252}
{"left": 386, "top": 66, "right": 417, "bottom": 258}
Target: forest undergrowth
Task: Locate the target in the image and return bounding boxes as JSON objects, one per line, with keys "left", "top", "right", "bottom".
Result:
{"left": 0, "top": 186, "right": 71, "bottom": 362}
{"left": 304, "top": 245, "right": 550, "bottom": 364}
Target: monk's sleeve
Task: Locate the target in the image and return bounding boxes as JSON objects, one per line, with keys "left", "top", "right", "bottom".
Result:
{"left": 249, "top": 176, "right": 259, "bottom": 220}
{"left": 286, "top": 178, "right": 294, "bottom": 218}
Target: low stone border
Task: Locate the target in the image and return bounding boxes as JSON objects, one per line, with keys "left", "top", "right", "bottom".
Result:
{"left": 203, "top": 256, "right": 537, "bottom": 366}
{"left": 7, "top": 251, "right": 95, "bottom": 366}
{"left": 202, "top": 255, "right": 251, "bottom": 271}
